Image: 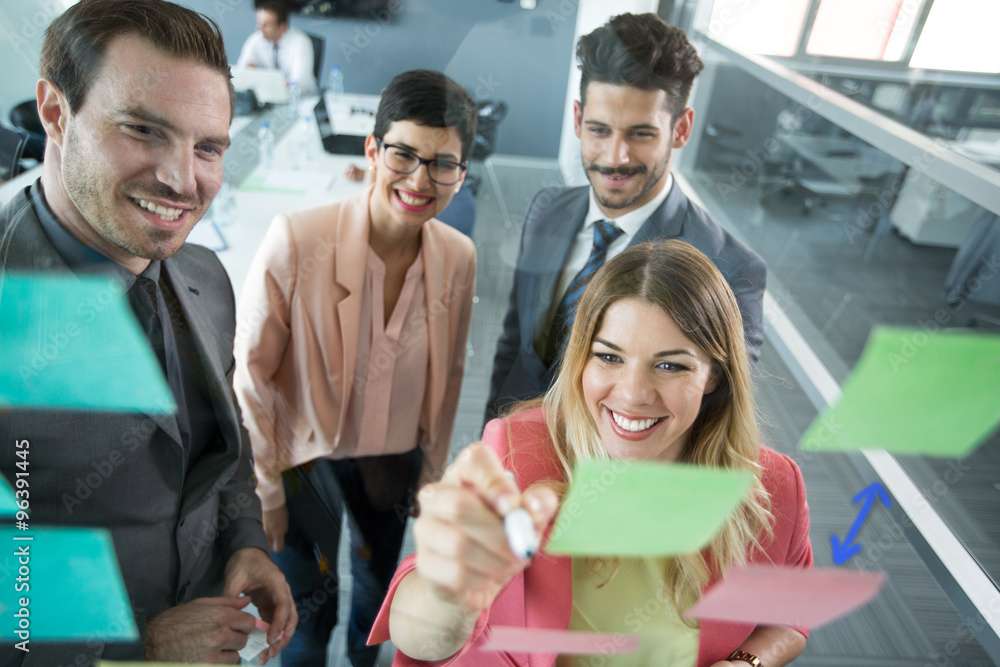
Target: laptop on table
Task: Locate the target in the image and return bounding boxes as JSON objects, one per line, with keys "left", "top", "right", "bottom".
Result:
{"left": 314, "top": 97, "right": 367, "bottom": 156}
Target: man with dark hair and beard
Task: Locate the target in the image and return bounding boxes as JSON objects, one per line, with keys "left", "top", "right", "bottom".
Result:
{"left": 486, "top": 12, "right": 766, "bottom": 422}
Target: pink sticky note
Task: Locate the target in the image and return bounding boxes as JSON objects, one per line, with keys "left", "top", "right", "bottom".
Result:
{"left": 480, "top": 626, "right": 639, "bottom": 655}
{"left": 685, "top": 565, "right": 886, "bottom": 628}
{"left": 255, "top": 617, "right": 271, "bottom": 631}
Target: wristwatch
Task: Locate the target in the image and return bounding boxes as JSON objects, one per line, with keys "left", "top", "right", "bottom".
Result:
{"left": 727, "top": 649, "right": 762, "bottom": 667}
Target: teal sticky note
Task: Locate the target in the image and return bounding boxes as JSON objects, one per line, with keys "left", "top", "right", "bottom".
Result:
{"left": 0, "top": 526, "right": 138, "bottom": 641}
{"left": 0, "top": 477, "right": 17, "bottom": 516}
{"left": 0, "top": 273, "right": 175, "bottom": 413}
{"left": 800, "top": 327, "right": 1000, "bottom": 458}
{"left": 546, "top": 459, "right": 753, "bottom": 557}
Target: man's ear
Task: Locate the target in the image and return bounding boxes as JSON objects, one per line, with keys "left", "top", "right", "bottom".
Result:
{"left": 573, "top": 100, "right": 583, "bottom": 139}
{"left": 36, "top": 79, "right": 68, "bottom": 147}
{"left": 672, "top": 107, "right": 695, "bottom": 149}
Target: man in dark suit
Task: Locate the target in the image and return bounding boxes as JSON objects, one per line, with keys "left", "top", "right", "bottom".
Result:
{"left": 0, "top": 1, "right": 295, "bottom": 664}
{"left": 486, "top": 13, "right": 766, "bottom": 421}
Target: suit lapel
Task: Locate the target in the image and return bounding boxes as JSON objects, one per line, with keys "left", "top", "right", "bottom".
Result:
{"left": 334, "top": 189, "right": 370, "bottom": 422}
{"left": 522, "top": 188, "right": 589, "bottom": 349}
{"left": 419, "top": 221, "right": 450, "bottom": 445}
{"left": 629, "top": 179, "right": 687, "bottom": 246}
{"left": 161, "top": 257, "right": 239, "bottom": 512}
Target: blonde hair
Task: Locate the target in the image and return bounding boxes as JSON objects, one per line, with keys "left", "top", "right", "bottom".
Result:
{"left": 538, "top": 239, "right": 772, "bottom": 616}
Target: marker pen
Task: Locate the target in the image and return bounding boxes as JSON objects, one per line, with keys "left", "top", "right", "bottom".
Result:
{"left": 503, "top": 471, "right": 539, "bottom": 560}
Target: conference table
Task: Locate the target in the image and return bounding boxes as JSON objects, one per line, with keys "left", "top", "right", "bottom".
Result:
{"left": 206, "top": 93, "right": 378, "bottom": 298}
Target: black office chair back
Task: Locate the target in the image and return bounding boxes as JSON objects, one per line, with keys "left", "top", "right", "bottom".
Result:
{"left": 469, "top": 100, "right": 507, "bottom": 162}
{"left": 0, "top": 126, "right": 28, "bottom": 181}
{"left": 10, "top": 100, "right": 43, "bottom": 136}
{"left": 306, "top": 32, "right": 324, "bottom": 88}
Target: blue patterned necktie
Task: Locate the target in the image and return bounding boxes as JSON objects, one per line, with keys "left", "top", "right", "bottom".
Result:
{"left": 545, "top": 220, "right": 624, "bottom": 364}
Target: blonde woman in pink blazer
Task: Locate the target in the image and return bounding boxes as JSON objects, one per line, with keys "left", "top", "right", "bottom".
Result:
{"left": 234, "top": 70, "right": 477, "bottom": 667}
{"left": 372, "top": 241, "right": 812, "bottom": 667}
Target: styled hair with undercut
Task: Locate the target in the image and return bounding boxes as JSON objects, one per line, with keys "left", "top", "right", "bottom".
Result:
{"left": 373, "top": 70, "right": 478, "bottom": 162}
{"left": 40, "top": 0, "right": 232, "bottom": 116}
{"left": 577, "top": 12, "right": 704, "bottom": 122}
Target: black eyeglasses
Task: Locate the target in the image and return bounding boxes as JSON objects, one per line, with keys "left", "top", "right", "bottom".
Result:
{"left": 376, "top": 138, "right": 466, "bottom": 186}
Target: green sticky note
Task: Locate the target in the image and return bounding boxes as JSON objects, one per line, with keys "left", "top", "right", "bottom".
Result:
{"left": 0, "top": 527, "right": 138, "bottom": 641}
{"left": 0, "top": 477, "right": 17, "bottom": 516}
{"left": 546, "top": 459, "right": 753, "bottom": 557}
{"left": 800, "top": 327, "right": 1000, "bottom": 458}
{"left": 0, "top": 273, "right": 175, "bottom": 413}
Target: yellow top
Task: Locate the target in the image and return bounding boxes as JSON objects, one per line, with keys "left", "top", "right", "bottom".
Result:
{"left": 556, "top": 557, "right": 699, "bottom": 667}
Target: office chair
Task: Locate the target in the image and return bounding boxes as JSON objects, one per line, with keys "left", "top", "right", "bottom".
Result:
{"left": 8, "top": 100, "right": 45, "bottom": 163}
{"left": 0, "top": 125, "right": 28, "bottom": 182}
{"left": 464, "top": 100, "right": 508, "bottom": 197}
{"left": 306, "top": 32, "right": 324, "bottom": 88}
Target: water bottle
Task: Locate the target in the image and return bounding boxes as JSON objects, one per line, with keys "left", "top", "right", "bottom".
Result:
{"left": 257, "top": 120, "right": 275, "bottom": 171}
{"left": 212, "top": 181, "right": 235, "bottom": 227}
{"left": 300, "top": 112, "right": 317, "bottom": 166}
{"left": 287, "top": 80, "right": 300, "bottom": 117}
{"left": 328, "top": 66, "right": 344, "bottom": 97}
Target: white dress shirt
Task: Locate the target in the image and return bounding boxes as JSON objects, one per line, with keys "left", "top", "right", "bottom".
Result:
{"left": 236, "top": 25, "right": 317, "bottom": 93}
{"left": 535, "top": 174, "right": 675, "bottom": 350}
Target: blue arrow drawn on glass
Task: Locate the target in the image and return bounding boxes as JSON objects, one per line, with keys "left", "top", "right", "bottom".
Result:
{"left": 830, "top": 482, "right": 892, "bottom": 565}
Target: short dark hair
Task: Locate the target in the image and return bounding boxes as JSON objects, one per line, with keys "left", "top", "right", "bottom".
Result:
{"left": 254, "top": 0, "right": 290, "bottom": 26}
{"left": 41, "top": 0, "right": 232, "bottom": 116}
{"left": 373, "top": 70, "right": 478, "bottom": 162}
{"left": 577, "top": 12, "right": 704, "bottom": 122}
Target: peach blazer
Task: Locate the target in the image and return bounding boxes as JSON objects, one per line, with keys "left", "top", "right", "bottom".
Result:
{"left": 234, "top": 186, "right": 477, "bottom": 510}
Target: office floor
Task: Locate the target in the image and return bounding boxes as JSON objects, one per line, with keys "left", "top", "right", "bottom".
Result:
{"left": 255, "top": 160, "right": 998, "bottom": 665}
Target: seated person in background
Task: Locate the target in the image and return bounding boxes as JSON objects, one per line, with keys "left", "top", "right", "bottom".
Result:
{"left": 236, "top": 0, "right": 317, "bottom": 93}
{"left": 371, "top": 239, "right": 813, "bottom": 666}
{"left": 346, "top": 162, "right": 476, "bottom": 238}
{"left": 234, "top": 69, "right": 478, "bottom": 667}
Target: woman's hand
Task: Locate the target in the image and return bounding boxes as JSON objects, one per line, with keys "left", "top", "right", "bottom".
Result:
{"left": 262, "top": 506, "right": 289, "bottom": 553}
{"left": 413, "top": 443, "right": 559, "bottom": 612}
{"left": 388, "top": 443, "right": 558, "bottom": 660}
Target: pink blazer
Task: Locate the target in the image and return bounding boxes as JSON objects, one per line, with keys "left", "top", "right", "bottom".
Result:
{"left": 370, "top": 407, "right": 813, "bottom": 666}
{"left": 234, "top": 186, "right": 477, "bottom": 509}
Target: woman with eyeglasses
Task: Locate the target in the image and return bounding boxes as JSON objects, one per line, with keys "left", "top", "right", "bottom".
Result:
{"left": 234, "top": 69, "right": 477, "bottom": 667}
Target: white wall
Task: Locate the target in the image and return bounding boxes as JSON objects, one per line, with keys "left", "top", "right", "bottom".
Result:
{"left": 556, "top": 0, "right": 659, "bottom": 186}
{"left": 0, "top": 0, "right": 77, "bottom": 123}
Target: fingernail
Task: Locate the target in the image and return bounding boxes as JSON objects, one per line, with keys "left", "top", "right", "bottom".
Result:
{"left": 496, "top": 492, "right": 517, "bottom": 515}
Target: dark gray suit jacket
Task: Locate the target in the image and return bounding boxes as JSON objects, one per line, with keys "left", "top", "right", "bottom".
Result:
{"left": 0, "top": 185, "right": 268, "bottom": 665}
{"left": 486, "top": 183, "right": 766, "bottom": 421}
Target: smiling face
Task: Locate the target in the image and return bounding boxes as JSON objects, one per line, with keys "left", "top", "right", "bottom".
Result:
{"left": 39, "top": 34, "right": 231, "bottom": 274}
{"left": 365, "top": 120, "right": 464, "bottom": 239}
{"left": 574, "top": 82, "right": 693, "bottom": 217}
{"left": 581, "top": 297, "right": 718, "bottom": 462}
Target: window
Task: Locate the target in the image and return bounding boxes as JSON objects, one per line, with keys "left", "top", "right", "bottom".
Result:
{"left": 806, "top": 0, "right": 926, "bottom": 61}
{"left": 909, "top": 0, "right": 1000, "bottom": 73}
{"left": 706, "top": 0, "right": 810, "bottom": 57}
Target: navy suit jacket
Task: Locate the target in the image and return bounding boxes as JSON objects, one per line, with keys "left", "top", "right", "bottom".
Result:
{"left": 0, "top": 184, "right": 268, "bottom": 665}
{"left": 486, "top": 183, "right": 766, "bottom": 421}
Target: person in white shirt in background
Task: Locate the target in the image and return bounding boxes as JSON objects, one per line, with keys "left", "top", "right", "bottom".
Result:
{"left": 237, "top": 0, "right": 317, "bottom": 94}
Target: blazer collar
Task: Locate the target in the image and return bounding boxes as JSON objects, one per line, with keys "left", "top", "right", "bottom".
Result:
{"left": 333, "top": 187, "right": 373, "bottom": 418}
{"left": 631, "top": 178, "right": 687, "bottom": 245}
{"left": 418, "top": 218, "right": 451, "bottom": 443}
